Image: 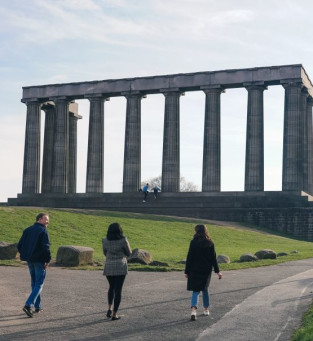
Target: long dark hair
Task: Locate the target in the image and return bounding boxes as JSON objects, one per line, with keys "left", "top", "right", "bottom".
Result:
{"left": 193, "top": 224, "right": 213, "bottom": 246}
{"left": 107, "top": 222, "right": 124, "bottom": 240}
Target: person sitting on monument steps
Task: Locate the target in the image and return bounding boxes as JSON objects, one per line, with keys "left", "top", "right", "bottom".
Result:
{"left": 18, "top": 213, "right": 51, "bottom": 318}
{"left": 184, "top": 224, "right": 222, "bottom": 321}
{"left": 142, "top": 183, "right": 149, "bottom": 202}
{"left": 152, "top": 186, "right": 161, "bottom": 199}
{"left": 102, "top": 222, "right": 132, "bottom": 321}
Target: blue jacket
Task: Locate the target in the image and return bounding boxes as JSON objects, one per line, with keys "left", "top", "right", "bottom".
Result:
{"left": 18, "top": 223, "right": 51, "bottom": 263}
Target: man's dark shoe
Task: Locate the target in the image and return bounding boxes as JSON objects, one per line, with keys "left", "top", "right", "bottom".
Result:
{"left": 22, "top": 306, "right": 33, "bottom": 318}
{"left": 34, "top": 308, "right": 43, "bottom": 313}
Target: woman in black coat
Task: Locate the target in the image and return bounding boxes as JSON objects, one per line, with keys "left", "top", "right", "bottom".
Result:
{"left": 184, "top": 224, "right": 222, "bottom": 321}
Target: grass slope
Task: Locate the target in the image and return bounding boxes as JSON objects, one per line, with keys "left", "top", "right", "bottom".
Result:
{"left": 1, "top": 207, "right": 313, "bottom": 271}
{"left": 291, "top": 301, "right": 313, "bottom": 340}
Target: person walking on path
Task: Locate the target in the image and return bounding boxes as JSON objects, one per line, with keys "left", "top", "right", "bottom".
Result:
{"left": 102, "top": 223, "right": 132, "bottom": 320}
{"left": 17, "top": 213, "right": 51, "bottom": 318}
{"left": 152, "top": 186, "right": 161, "bottom": 199}
{"left": 142, "top": 183, "right": 149, "bottom": 202}
{"left": 184, "top": 224, "right": 222, "bottom": 321}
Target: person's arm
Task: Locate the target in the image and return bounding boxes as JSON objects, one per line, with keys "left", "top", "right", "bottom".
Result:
{"left": 17, "top": 231, "right": 25, "bottom": 254}
{"left": 41, "top": 231, "right": 51, "bottom": 264}
{"left": 184, "top": 241, "right": 194, "bottom": 278}
{"left": 123, "top": 238, "right": 132, "bottom": 257}
{"left": 102, "top": 239, "right": 107, "bottom": 256}
{"left": 210, "top": 244, "right": 222, "bottom": 279}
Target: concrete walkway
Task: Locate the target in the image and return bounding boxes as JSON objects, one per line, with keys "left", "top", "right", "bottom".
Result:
{"left": 0, "top": 259, "right": 313, "bottom": 340}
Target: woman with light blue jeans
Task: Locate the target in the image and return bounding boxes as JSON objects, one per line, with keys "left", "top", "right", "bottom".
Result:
{"left": 185, "top": 225, "right": 222, "bottom": 321}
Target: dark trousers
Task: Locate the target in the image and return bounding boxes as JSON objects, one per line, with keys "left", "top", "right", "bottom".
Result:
{"left": 106, "top": 275, "right": 126, "bottom": 312}
{"left": 143, "top": 191, "right": 148, "bottom": 200}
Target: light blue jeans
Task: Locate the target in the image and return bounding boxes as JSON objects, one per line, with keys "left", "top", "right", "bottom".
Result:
{"left": 25, "top": 262, "right": 46, "bottom": 309}
{"left": 191, "top": 289, "right": 210, "bottom": 309}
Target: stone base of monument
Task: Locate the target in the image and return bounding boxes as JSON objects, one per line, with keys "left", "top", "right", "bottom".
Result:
{"left": 0, "top": 242, "right": 18, "bottom": 260}
{"left": 7, "top": 190, "right": 313, "bottom": 241}
{"left": 56, "top": 245, "right": 94, "bottom": 266}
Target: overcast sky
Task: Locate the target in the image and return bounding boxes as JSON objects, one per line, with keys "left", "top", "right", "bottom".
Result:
{"left": 1, "top": 0, "right": 313, "bottom": 202}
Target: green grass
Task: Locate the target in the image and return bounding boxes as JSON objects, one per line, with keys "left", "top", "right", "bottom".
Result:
{"left": 1, "top": 207, "right": 313, "bottom": 271}
{"left": 291, "top": 302, "right": 313, "bottom": 340}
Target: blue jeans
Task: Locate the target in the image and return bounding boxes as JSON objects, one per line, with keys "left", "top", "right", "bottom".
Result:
{"left": 191, "top": 289, "right": 210, "bottom": 309}
{"left": 25, "top": 262, "right": 46, "bottom": 309}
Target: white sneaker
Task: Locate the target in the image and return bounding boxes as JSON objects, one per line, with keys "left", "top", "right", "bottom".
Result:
{"left": 203, "top": 309, "right": 210, "bottom": 316}
{"left": 191, "top": 310, "right": 197, "bottom": 321}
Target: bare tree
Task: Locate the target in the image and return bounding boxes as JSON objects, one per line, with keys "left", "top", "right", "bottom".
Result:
{"left": 141, "top": 175, "right": 199, "bottom": 192}
{"left": 180, "top": 177, "right": 199, "bottom": 192}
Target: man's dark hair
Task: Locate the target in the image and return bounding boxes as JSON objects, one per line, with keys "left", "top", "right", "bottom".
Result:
{"left": 107, "top": 222, "right": 124, "bottom": 240}
{"left": 36, "top": 213, "right": 48, "bottom": 222}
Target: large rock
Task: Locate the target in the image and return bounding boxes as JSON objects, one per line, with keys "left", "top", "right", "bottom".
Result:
{"left": 56, "top": 245, "right": 94, "bottom": 266}
{"left": 240, "top": 253, "right": 258, "bottom": 262}
{"left": 255, "top": 249, "right": 276, "bottom": 260}
{"left": 0, "top": 241, "right": 18, "bottom": 260}
{"left": 217, "top": 254, "right": 230, "bottom": 264}
{"left": 128, "top": 248, "right": 152, "bottom": 264}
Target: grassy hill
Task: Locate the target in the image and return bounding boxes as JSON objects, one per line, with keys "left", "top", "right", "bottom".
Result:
{"left": 1, "top": 207, "right": 313, "bottom": 270}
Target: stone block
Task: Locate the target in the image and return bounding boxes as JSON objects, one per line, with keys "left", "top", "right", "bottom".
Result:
{"left": 240, "top": 253, "right": 258, "bottom": 262}
{"left": 217, "top": 254, "right": 230, "bottom": 264}
{"left": 0, "top": 241, "right": 17, "bottom": 260}
{"left": 56, "top": 245, "right": 94, "bottom": 266}
{"left": 255, "top": 249, "right": 276, "bottom": 260}
{"left": 128, "top": 248, "right": 152, "bottom": 265}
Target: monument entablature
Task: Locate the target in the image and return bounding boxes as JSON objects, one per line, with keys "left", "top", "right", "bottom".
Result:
{"left": 22, "top": 64, "right": 313, "bottom": 100}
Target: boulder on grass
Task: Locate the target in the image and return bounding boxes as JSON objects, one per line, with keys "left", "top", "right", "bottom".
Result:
{"left": 277, "top": 252, "right": 288, "bottom": 257}
{"left": 255, "top": 249, "right": 276, "bottom": 260}
{"left": 240, "top": 253, "right": 258, "bottom": 262}
{"left": 128, "top": 248, "right": 152, "bottom": 265}
{"left": 0, "top": 241, "right": 18, "bottom": 260}
{"left": 56, "top": 245, "right": 94, "bottom": 266}
{"left": 217, "top": 255, "right": 230, "bottom": 264}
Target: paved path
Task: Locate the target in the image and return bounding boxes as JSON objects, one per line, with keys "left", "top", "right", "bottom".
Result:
{"left": 0, "top": 259, "right": 313, "bottom": 341}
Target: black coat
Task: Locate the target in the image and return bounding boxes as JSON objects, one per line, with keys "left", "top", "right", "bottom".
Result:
{"left": 184, "top": 238, "right": 219, "bottom": 291}
{"left": 17, "top": 223, "right": 51, "bottom": 263}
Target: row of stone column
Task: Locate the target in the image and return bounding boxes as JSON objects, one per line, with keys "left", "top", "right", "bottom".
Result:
{"left": 22, "top": 82, "right": 313, "bottom": 195}
{"left": 22, "top": 98, "right": 81, "bottom": 194}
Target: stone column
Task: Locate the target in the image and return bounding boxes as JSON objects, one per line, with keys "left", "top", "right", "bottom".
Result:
{"left": 306, "top": 95, "right": 313, "bottom": 195}
{"left": 22, "top": 99, "right": 41, "bottom": 194}
{"left": 201, "top": 86, "right": 224, "bottom": 192}
{"left": 282, "top": 82, "right": 303, "bottom": 191}
{"left": 301, "top": 88, "right": 309, "bottom": 193}
{"left": 161, "top": 89, "right": 181, "bottom": 192}
{"left": 86, "top": 95, "right": 105, "bottom": 193}
{"left": 50, "top": 97, "right": 70, "bottom": 193}
{"left": 68, "top": 111, "right": 82, "bottom": 194}
{"left": 122, "top": 92, "right": 142, "bottom": 192}
{"left": 41, "top": 103, "right": 55, "bottom": 193}
{"left": 244, "top": 83, "right": 267, "bottom": 191}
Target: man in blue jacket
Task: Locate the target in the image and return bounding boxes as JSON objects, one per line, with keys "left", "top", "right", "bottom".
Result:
{"left": 18, "top": 213, "right": 51, "bottom": 318}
